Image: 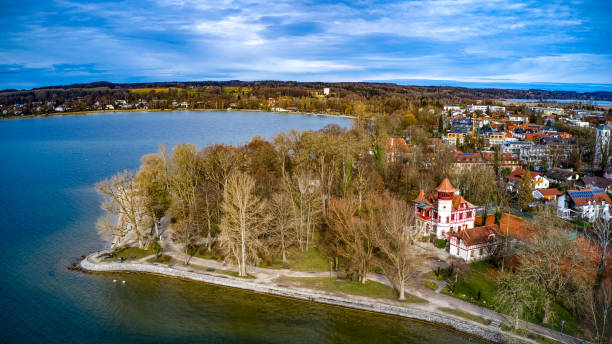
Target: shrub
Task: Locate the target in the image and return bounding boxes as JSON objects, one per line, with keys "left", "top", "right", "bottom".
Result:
{"left": 151, "top": 241, "right": 163, "bottom": 257}
{"left": 435, "top": 239, "right": 447, "bottom": 249}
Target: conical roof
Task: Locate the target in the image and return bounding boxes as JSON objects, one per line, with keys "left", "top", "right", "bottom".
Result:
{"left": 416, "top": 189, "right": 425, "bottom": 200}
{"left": 435, "top": 178, "right": 458, "bottom": 193}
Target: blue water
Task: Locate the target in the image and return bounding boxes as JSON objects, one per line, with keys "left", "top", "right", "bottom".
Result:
{"left": 505, "top": 98, "right": 612, "bottom": 106}
{"left": 0, "top": 111, "right": 480, "bottom": 343}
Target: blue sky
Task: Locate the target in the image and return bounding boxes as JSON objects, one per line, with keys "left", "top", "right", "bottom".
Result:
{"left": 1, "top": 0, "right": 611, "bottom": 90}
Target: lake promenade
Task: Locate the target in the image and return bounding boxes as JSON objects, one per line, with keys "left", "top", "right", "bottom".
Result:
{"left": 80, "top": 250, "right": 582, "bottom": 344}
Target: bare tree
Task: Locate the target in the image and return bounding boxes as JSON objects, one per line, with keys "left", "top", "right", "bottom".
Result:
{"left": 136, "top": 153, "right": 171, "bottom": 240}
{"left": 219, "top": 171, "right": 268, "bottom": 277}
{"left": 172, "top": 218, "right": 200, "bottom": 264}
{"left": 327, "top": 196, "right": 379, "bottom": 284}
{"left": 96, "top": 170, "right": 147, "bottom": 248}
{"left": 376, "top": 195, "right": 421, "bottom": 300}
{"left": 496, "top": 274, "right": 539, "bottom": 330}
{"left": 268, "top": 191, "right": 296, "bottom": 262}
{"left": 511, "top": 224, "right": 585, "bottom": 324}
{"left": 586, "top": 217, "right": 612, "bottom": 285}
{"left": 582, "top": 278, "right": 612, "bottom": 344}
{"left": 292, "top": 170, "right": 322, "bottom": 251}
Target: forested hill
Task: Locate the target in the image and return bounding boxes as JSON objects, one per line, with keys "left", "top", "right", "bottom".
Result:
{"left": 2, "top": 81, "right": 611, "bottom": 102}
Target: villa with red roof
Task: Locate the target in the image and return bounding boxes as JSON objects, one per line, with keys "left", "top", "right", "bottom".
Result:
{"left": 449, "top": 224, "right": 502, "bottom": 262}
{"left": 414, "top": 178, "right": 482, "bottom": 239}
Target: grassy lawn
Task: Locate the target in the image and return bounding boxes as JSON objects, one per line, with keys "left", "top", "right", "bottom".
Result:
{"left": 440, "top": 260, "right": 583, "bottom": 337}
{"left": 113, "top": 247, "right": 154, "bottom": 261}
{"left": 147, "top": 255, "right": 173, "bottom": 264}
{"left": 423, "top": 280, "right": 439, "bottom": 291}
{"left": 422, "top": 267, "right": 453, "bottom": 281}
{"left": 193, "top": 249, "right": 222, "bottom": 261}
{"left": 501, "top": 324, "right": 562, "bottom": 344}
{"left": 260, "top": 247, "right": 331, "bottom": 272}
{"left": 533, "top": 302, "right": 581, "bottom": 337}
{"left": 441, "top": 260, "right": 499, "bottom": 309}
{"left": 213, "top": 269, "right": 256, "bottom": 279}
{"left": 275, "top": 276, "right": 427, "bottom": 303}
{"left": 437, "top": 307, "right": 491, "bottom": 325}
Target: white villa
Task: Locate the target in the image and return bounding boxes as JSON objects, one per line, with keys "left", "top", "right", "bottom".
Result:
{"left": 449, "top": 224, "right": 502, "bottom": 262}
{"left": 414, "top": 178, "right": 481, "bottom": 239}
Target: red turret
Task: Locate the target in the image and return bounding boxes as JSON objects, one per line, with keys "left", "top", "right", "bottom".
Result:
{"left": 436, "top": 178, "right": 458, "bottom": 200}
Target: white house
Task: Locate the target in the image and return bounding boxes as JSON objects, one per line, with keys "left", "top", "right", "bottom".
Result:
{"left": 449, "top": 224, "right": 502, "bottom": 262}
{"left": 414, "top": 178, "right": 481, "bottom": 239}
{"left": 468, "top": 105, "right": 488, "bottom": 113}
{"left": 506, "top": 168, "right": 550, "bottom": 191}
{"left": 557, "top": 189, "right": 612, "bottom": 222}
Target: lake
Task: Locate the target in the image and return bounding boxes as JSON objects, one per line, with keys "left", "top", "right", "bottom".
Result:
{"left": 505, "top": 98, "right": 612, "bottom": 106}
{"left": 0, "top": 111, "right": 482, "bottom": 343}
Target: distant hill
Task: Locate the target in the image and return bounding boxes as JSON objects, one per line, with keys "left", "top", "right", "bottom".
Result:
{"left": 8, "top": 80, "right": 609, "bottom": 101}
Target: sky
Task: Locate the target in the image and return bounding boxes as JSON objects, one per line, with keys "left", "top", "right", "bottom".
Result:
{"left": 1, "top": 0, "right": 612, "bottom": 91}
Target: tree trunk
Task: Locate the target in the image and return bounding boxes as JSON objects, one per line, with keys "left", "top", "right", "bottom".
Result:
{"left": 361, "top": 262, "right": 367, "bottom": 284}
{"left": 281, "top": 232, "right": 287, "bottom": 262}
{"left": 240, "top": 224, "right": 246, "bottom": 277}
{"left": 205, "top": 194, "right": 212, "bottom": 251}
{"left": 153, "top": 219, "right": 159, "bottom": 240}
{"left": 514, "top": 314, "right": 519, "bottom": 330}
{"left": 542, "top": 297, "right": 551, "bottom": 324}
{"left": 398, "top": 279, "right": 406, "bottom": 300}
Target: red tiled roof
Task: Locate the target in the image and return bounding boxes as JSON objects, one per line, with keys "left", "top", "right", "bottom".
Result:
{"left": 387, "top": 137, "right": 411, "bottom": 153}
{"left": 452, "top": 224, "right": 501, "bottom": 246}
{"left": 538, "top": 188, "right": 561, "bottom": 196}
{"left": 507, "top": 168, "right": 540, "bottom": 182}
{"left": 436, "top": 178, "right": 459, "bottom": 193}
{"left": 568, "top": 189, "right": 612, "bottom": 207}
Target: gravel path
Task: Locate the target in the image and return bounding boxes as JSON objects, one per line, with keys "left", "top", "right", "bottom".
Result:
{"left": 87, "top": 247, "right": 584, "bottom": 344}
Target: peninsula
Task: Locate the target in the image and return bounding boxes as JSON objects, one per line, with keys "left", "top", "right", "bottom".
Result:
{"left": 84, "top": 106, "right": 611, "bottom": 343}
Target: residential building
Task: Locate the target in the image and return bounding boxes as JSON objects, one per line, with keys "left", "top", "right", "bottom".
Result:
{"left": 468, "top": 105, "right": 488, "bottom": 113}
{"left": 443, "top": 132, "right": 464, "bottom": 146}
{"left": 533, "top": 188, "right": 561, "bottom": 201}
{"left": 605, "top": 165, "right": 612, "bottom": 180}
{"left": 545, "top": 168, "right": 579, "bottom": 184}
{"left": 386, "top": 137, "right": 411, "bottom": 162}
{"left": 557, "top": 189, "right": 612, "bottom": 222}
{"left": 414, "top": 178, "right": 482, "bottom": 239}
{"left": 582, "top": 176, "right": 612, "bottom": 191}
{"left": 487, "top": 133, "right": 505, "bottom": 146}
{"left": 506, "top": 168, "right": 550, "bottom": 191}
{"left": 449, "top": 224, "right": 502, "bottom": 262}
{"left": 453, "top": 151, "right": 520, "bottom": 172}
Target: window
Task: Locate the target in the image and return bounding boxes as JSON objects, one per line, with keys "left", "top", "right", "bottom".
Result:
{"left": 451, "top": 214, "right": 455, "bottom": 220}
{"left": 459, "top": 213, "right": 463, "bottom": 220}
{"left": 479, "top": 248, "right": 483, "bottom": 255}
{"left": 446, "top": 216, "right": 449, "bottom": 223}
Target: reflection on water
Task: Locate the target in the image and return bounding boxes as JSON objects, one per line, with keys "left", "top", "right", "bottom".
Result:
{"left": 0, "top": 111, "right": 482, "bottom": 343}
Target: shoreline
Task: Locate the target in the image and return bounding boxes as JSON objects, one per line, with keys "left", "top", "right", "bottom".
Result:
{"left": 0, "top": 108, "right": 357, "bottom": 121}
{"left": 80, "top": 252, "right": 521, "bottom": 344}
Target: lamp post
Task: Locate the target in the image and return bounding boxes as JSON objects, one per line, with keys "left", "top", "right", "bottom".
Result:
{"left": 560, "top": 319, "right": 565, "bottom": 336}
